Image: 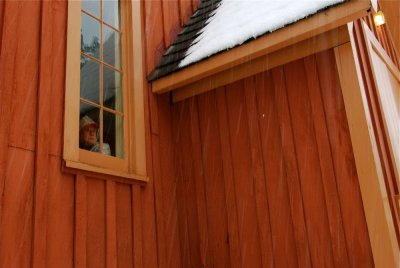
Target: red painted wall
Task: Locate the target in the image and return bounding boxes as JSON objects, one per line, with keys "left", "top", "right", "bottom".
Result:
{"left": 0, "top": 0, "right": 375, "bottom": 267}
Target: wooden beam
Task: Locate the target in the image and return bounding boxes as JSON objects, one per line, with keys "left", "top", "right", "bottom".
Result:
{"left": 152, "top": 0, "right": 369, "bottom": 94}
{"left": 173, "top": 25, "right": 350, "bottom": 102}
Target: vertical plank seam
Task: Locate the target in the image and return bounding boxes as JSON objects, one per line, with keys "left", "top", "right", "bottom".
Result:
{"left": 244, "top": 76, "right": 274, "bottom": 268}
{"left": 301, "top": 56, "right": 337, "bottom": 265}
{"left": 160, "top": 0, "right": 168, "bottom": 49}
{"left": 216, "top": 87, "right": 242, "bottom": 268}
{"left": 313, "top": 53, "right": 351, "bottom": 264}
{"left": 193, "top": 97, "right": 211, "bottom": 266}
{"left": 278, "top": 67, "right": 313, "bottom": 268}
{"left": 106, "top": 180, "right": 118, "bottom": 268}
{"left": 32, "top": 0, "right": 52, "bottom": 266}
{"left": 252, "top": 75, "right": 276, "bottom": 268}
{"left": 74, "top": 174, "right": 87, "bottom": 268}
{"left": 222, "top": 87, "right": 243, "bottom": 267}
{"left": 0, "top": 0, "right": 20, "bottom": 233}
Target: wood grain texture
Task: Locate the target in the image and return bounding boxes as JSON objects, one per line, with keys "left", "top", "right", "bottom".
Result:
{"left": 0, "top": 147, "right": 34, "bottom": 268}
{"left": 75, "top": 175, "right": 87, "bottom": 268}
{"left": 316, "top": 49, "right": 374, "bottom": 267}
{"left": 86, "top": 178, "right": 106, "bottom": 268}
{"left": 197, "top": 91, "right": 231, "bottom": 267}
{"left": 225, "top": 80, "right": 263, "bottom": 268}
{"left": 161, "top": 0, "right": 181, "bottom": 47}
{"left": 116, "top": 183, "right": 134, "bottom": 268}
{"left": 46, "top": 156, "right": 74, "bottom": 268}
{"left": 258, "top": 70, "right": 301, "bottom": 268}
{"left": 32, "top": 0, "right": 53, "bottom": 266}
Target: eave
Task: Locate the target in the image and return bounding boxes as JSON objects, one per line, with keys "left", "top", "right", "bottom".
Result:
{"left": 151, "top": 0, "right": 370, "bottom": 101}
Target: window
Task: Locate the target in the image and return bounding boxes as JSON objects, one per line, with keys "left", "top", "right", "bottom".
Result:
{"left": 64, "top": 0, "right": 147, "bottom": 181}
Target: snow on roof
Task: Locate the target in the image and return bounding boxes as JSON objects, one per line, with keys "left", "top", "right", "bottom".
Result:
{"left": 179, "top": 0, "right": 344, "bottom": 67}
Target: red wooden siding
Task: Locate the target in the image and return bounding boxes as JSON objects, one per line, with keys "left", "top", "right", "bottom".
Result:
{"left": 352, "top": 19, "right": 400, "bottom": 247}
{"left": 160, "top": 49, "right": 375, "bottom": 267}
{"left": 0, "top": 1, "right": 380, "bottom": 267}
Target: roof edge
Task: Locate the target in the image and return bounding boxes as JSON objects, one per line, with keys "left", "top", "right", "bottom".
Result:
{"left": 151, "top": 0, "right": 370, "bottom": 94}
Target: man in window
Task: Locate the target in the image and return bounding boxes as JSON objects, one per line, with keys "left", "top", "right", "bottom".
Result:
{"left": 79, "top": 115, "right": 111, "bottom": 155}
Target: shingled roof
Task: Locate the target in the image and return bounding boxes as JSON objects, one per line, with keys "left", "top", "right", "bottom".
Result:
{"left": 148, "top": 0, "right": 345, "bottom": 82}
{"left": 148, "top": 0, "right": 221, "bottom": 81}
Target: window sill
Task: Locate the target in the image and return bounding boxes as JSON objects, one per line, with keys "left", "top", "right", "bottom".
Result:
{"left": 64, "top": 159, "right": 148, "bottom": 183}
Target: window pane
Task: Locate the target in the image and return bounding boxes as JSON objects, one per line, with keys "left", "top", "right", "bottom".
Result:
{"left": 103, "top": 24, "right": 121, "bottom": 69}
{"left": 102, "top": 0, "right": 120, "bottom": 29}
{"left": 80, "top": 55, "right": 100, "bottom": 104}
{"left": 103, "top": 66, "right": 122, "bottom": 112}
{"left": 81, "top": 12, "right": 100, "bottom": 59}
{"left": 82, "top": 0, "right": 100, "bottom": 17}
{"left": 79, "top": 103, "right": 101, "bottom": 153}
{"left": 104, "top": 111, "right": 124, "bottom": 158}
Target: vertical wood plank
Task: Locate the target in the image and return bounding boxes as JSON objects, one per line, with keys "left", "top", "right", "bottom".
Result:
{"left": 158, "top": 94, "right": 182, "bottom": 268}
{"left": 106, "top": 180, "right": 117, "bottom": 268}
{"left": 258, "top": 70, "right": 301, "bottom": 268}
{"left": 0, "top": 148, "right": 34, "bottom": 268}
{"left": 179, "top": 0, "right": 193, "bottom": 26}
{"left": 86, "top": 178, "right": 106, "bottom": 268}
{"left": 284, "top": 59, "right": 335, "bottom": 268}
{"left": 0, "top": 0, "right": 18, "bottom": 221}
{"left": 303, "top": 54, "right": 350, "bottom": 267}
{"left": 197, "top": 91, "right": 231, "bottom": 268}
{"left": 49, "top": 0, "right": 68, "bottom": 157}
{"left": 46, "top": 157, "right": 74, "bottom": 268}
{"left": 132, "top": 185, "right": 143, "bottom": 268}
{"left": 115, "top": 183, "right": 133, "bottom": 268}
{"left": 243, "top": 77, "right": 274, "bottom": 268}
{"left": 8, "top": 1, "right": 40, "bottom": 152}
{"left": 173, "top": 99, "right": 202, "bottom": 267}
{"left": 225, "top": 80, "right": 263, "bottom": 268}
{"left": 188, "top": 98, "right": 211, "bottom": 267}
{"left": 216, "top": 87, "right": 242, "bottom": 268}
{"left": 144, "top": 0, "right": 164, "bottom": 75}
{"left": 161, "top": 0, "right": 181, "bottom": 47}
{"left": 0, "top": 0, "right": 4, "bottom": 52}
{"left": 75, "top": 174, "right": 87, "bottom": 268}
{"left": 316, "top": 49, "right": 374, "bottom": 267}
{"left": 32, "top": 0, "right": 53, "bottom": 266}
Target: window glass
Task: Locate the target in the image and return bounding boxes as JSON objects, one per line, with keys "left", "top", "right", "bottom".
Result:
{"left": 80, "top": 55, "right": 100, "bottom": 104}
{"left": 82, "top": 0, "right": 100, "bottom": 17}
{"left": 103, "top": 25, "right": 121, "bottom": 69}
{"left": 104, "top": 110, "right": 124, "bottom": 158}
{"left": 81, "top": 13, "right": 100, "bottom": 59}
{"left": 80, "top": 0, "right": 123, "bottom": 157}
{"left": 102, "top": 0, "right": 120, "bottom": 29}
{"left": 103, "top": 66, "right": 122, "bottom": 111}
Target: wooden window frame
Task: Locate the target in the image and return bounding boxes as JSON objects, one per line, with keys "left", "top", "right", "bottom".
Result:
{"left": 336, "top": 22, "right": 400, "bottom": 267}
{"left": 64, "top": 0, "right": 147, "bottom": 182}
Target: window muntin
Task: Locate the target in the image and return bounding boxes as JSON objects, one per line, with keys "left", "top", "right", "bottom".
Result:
{"left": 79, "top": 0, "right": 124, "bottom": 158}
{"left": 65, "top": 0, "right": 147, "bottom": 181}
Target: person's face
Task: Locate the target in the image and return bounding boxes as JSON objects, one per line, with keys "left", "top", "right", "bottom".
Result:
{"left": 81, "top": 125, "right": 98, "bottom": 146}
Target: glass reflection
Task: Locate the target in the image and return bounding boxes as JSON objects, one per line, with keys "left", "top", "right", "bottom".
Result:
{"left": 81, "top": 12, "right": 100, "bottom": 59}
{"left": 80, "top": 55, "right": 100, "bottom": 104}
{"left": 103, "top": 24, "right": 121, "bottom": 69}
{"left": 103, "top": 66, "right": 122, "bottom": 112}
{"left": 103, "top": 111, "right": 124, "bottom": 158}
{"left": 82, "top": 0, "right": 100, "bottom": 17}
{"left": 103, "top": 0, "right": 120, "bottom": 29}
{"left": 79, "top": 103, "right": 101, "bottom": 152}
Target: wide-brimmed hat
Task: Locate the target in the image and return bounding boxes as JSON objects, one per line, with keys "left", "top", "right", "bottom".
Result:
{"left": 80, "top": 115, "right": 99, "bottom": 130}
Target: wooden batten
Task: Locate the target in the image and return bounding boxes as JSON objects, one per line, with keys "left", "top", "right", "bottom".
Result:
{"left": 151, "top": 0, "right": 370, "bottom": 95}
{"left": 173, "top": 25, "right": 350, "bottom": 102}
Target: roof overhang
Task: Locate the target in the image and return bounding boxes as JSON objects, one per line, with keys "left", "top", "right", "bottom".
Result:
{"left": 151, "top": 0, "right": 370, "bottom": 101}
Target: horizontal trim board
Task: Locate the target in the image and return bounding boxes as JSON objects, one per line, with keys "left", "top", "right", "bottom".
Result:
{"left": 152, "top": 0, "right": 369, "bottom": 94}
{"left": 173, "top": 25, "right": 350, "bottom": 102}
{"left": 65, "top": 160, "right": 149, "bottom": 182}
